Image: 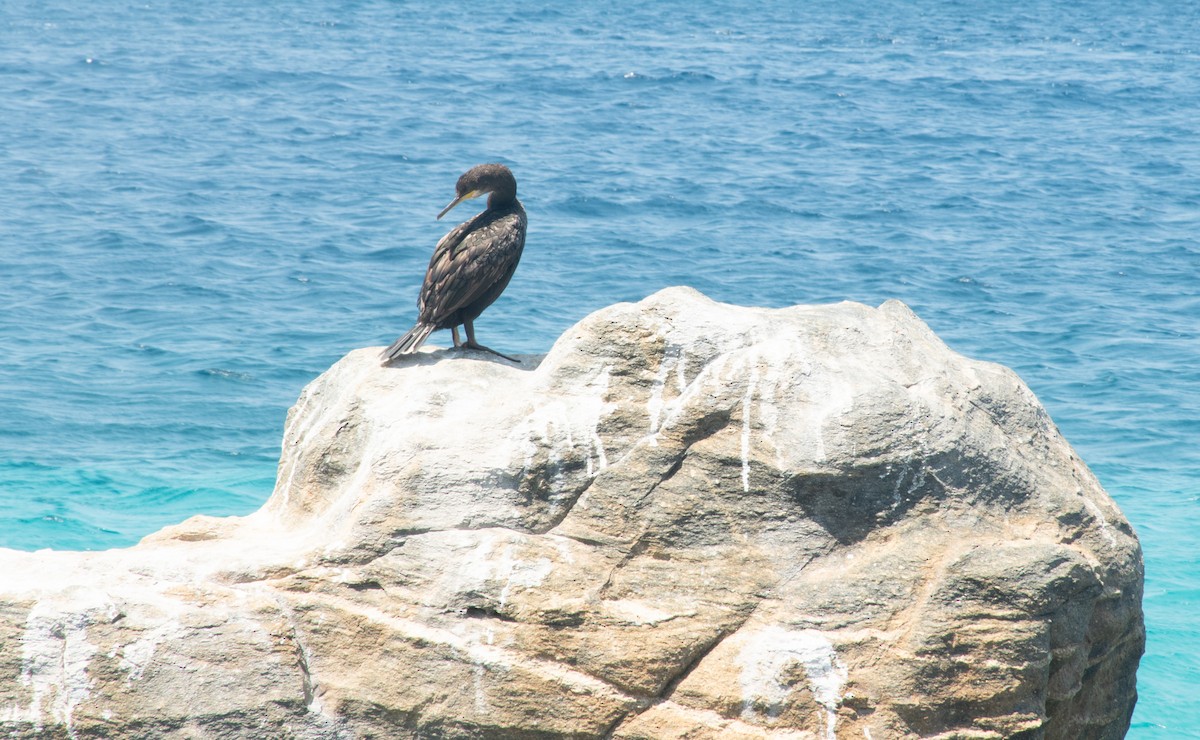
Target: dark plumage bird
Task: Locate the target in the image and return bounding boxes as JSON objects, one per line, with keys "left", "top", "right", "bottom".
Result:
{"left": 380, "top": 163, "right": 527, "bottom": 365}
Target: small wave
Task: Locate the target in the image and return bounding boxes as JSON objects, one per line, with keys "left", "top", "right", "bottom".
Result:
{"left": 199, "top": 368, "right": 255, "bottom": 383}
{"left": 619, "top": 69, "right": 718, "bottom": 84}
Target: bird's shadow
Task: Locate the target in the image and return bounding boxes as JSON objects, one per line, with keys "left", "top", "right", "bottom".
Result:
{"left": 380, "top": 346, "right": 543, "bottom": 371}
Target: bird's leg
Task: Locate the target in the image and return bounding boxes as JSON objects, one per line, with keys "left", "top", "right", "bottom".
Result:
{"left": 463, "top": 320, "right": 520, "bottom": 363}
{"left": 452, "top": 326, "right": 463, "bottom": 348}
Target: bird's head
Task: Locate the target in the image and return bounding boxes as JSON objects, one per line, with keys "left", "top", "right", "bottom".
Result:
{"left": 437, "top": 163, "right": 517, "bottom": 220}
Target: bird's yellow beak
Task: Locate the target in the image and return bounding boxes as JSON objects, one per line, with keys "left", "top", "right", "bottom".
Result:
{"left": 437, "top": 189, "right": 482, "bottom": 220}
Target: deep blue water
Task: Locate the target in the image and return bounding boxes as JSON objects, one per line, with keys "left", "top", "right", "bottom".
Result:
{"left": 1, "top": 0, "right": 1197, "bottom": 734}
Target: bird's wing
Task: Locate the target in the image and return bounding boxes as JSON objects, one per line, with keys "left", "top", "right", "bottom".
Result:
{"left": 417, "top": 210, "right": 526, "bottom": 324}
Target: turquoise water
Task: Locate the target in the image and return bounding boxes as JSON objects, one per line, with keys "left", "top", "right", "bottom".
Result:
{"left": 1, "top": 1, "right": 1197, "bottom": 734}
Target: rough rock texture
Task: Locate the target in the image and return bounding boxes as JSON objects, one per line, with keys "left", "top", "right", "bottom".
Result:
{"left": 0, "top": 287, "right": 1142, "bottom": 739}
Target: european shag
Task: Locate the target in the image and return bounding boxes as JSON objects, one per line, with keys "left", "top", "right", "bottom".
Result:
{"left": 380, "top": 163, "right": 527, "bottom": 365}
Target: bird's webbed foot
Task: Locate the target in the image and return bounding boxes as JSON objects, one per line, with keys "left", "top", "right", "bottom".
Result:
{"left": 463, "top": 340, "right": 520, "bottom": 363}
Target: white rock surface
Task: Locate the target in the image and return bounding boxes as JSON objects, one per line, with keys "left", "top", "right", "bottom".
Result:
{"left": 0, "top": 287, "right": 1143, "bottom": 738}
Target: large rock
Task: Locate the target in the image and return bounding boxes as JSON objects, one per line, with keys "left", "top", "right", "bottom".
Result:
{"left": 0, "top": 287, "right": 1142, "bottom": 738}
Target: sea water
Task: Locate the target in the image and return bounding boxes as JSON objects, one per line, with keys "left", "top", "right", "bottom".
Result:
{"left": 1, "top": 0, "right": 1196, "bottom": 734}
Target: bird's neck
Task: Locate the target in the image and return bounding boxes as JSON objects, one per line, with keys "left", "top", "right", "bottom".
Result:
{"left": 487, "top": 190, "right": 519, "bottom": 210}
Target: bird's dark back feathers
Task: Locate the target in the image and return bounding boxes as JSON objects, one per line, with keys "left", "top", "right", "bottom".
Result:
{"left": 417, "top": 201, "right": 526, "bottom": 328}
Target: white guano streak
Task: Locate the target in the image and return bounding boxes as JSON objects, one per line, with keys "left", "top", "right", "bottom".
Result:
{"left": 512, "top": 364, "right": 612, "bottom": 480}
{"left": 741, "top": 361, "right": 760, "bottom": 493}
{"left": 736, "top": 626, "right": 847, "bottom": 740}
{"left": 586, "top": 366, "right": 612, "bottom": 474}
{"left": 1, "top": 602, "right": 107, "bottom": 738}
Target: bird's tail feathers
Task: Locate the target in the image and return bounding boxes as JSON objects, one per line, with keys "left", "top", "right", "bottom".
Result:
{"left": 380, "top": 323, "right": 435, "bottom": 365}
